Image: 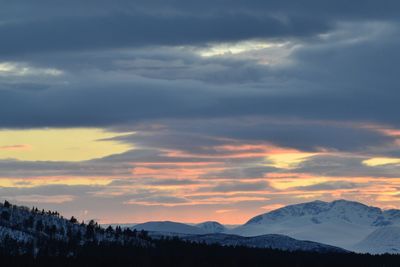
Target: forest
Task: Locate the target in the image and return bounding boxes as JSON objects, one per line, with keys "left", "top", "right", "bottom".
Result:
{"left": 1, "top": 237, "right": 400, "bottom": 267}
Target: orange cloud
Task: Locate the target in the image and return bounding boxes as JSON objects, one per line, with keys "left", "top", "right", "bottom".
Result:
{"left": 132, "top": 166, "right": 225, "bottom": 179}
{"left": 2, "top": 135, "right": 400, "bottom": 224}
{"left": 0, "top": 176, "right": 113, "bottom": 188}
{"left": 133, "top": 161, "right": 224, "bottom": 166}
{"left": 0, "top": 144, "right": 31, "bottom": 151}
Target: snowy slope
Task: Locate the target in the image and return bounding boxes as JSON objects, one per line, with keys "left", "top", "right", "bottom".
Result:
{"left": 353, "top": 226, "right": 400, "bottom": 254}
{"left": 231, "top": 200, "right": 400, "bottom": 251}
{"left": 132, "top": 221, "right": 207, "bottom": 235}
{"left": 196, "top": 221, "right": 227, "bottom": 233}
{"left": 183, "top": 233, "right": 348, "bottom": 253}
{"left": 0, "top": 201, "right": 149, "bottom": 255}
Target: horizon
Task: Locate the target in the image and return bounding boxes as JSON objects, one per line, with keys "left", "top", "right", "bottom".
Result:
{"left": 1, "top": 198, "right": 395, "bottom": 225}
{"left": 1, "top": 1, "right": 400, "bottom": 225}
{"left": 103, "top": 198, "right": 400, "bottom": 225}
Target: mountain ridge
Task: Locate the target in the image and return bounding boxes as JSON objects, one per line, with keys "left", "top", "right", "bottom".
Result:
{"left": 132, "top": 221, "right": 207, "bottom": 235}
{"left": 182, "top": 233, "right": 348, "bottom": 253}
{"left": 131, "top": 199, "right": 400, "bottom": 254}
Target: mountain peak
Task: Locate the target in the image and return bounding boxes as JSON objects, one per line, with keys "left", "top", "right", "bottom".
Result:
{"left": 232, "top": 199, "right": 400, "bottom": 253}
{"left": 196, "top": 221, "right": 226, "bottom": 233}
{"left": 245, "top": 199, "right": 383, "bottom": 226}
{"left": 133, "top": 221, "right": 207, "bottom": 235}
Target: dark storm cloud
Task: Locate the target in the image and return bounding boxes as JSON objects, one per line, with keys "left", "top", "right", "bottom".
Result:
{"left": 0, "top": 13, "right": 329, "bottom": 57}
{"left": 1, "top": 0, "right": 400, "bottom": 56}
{"left": 2, "top": 26, "right": 400, "bottom": 129}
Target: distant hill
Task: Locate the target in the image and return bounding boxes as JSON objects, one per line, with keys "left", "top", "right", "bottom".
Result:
{"left": 132, "top": 220, "right": 228, "bottom": 235}
{"left": 196, "top": 221, "right": 227, "bottom": 233}
{"left": 183, "top": 233, "right": 348, "bottom": 253}
{"left": 132, "top": 221, "right": 207, "bottom": 235}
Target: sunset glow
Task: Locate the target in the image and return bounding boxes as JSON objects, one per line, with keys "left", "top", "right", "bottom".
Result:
{"left": 0, "top": 128, "right": 133, "bottom": 162}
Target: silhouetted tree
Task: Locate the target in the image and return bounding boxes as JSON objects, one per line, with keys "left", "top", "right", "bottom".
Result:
{"left": 69, "top": 216, "right": 78, "bottom": 224}
{"left": 3, "top": 200, "right": 11, "bottom": 208}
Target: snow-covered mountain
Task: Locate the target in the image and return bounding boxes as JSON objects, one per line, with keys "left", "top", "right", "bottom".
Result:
{"left": 183, "top": 233, "right": 348, "bottom": 253}
{"left": 353, "top": 226, "right": 400, "bottom": 254}
{"left": 128, "top": 200, "right": 400, "bottom": 254}
{"left": 132, "top": 221, "right": 207, "bottom": 235}
{"left": 230, "top": 200, "right": 400, "bottom": 253}
{"left": 196, "top": 221, "right": 227, "bottom": 233}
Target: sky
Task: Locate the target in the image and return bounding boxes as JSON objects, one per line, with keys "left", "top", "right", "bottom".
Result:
{"left": 1, "top": 0, "right": 400, "bottom": 224}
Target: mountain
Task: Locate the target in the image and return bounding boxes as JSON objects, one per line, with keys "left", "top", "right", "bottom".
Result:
{"left": 230, "top": 200, "right": 400, "bottom": 253}
{"left": 183, "top": 233, "right": 348, "bottom": 253}
{"left": 354, "top": 226, "right": 400, "bottom": 254}
{"left": 132, "top": 220, "right": 228, "bottom": 235}
{"left": 6, "top": 198, "right": 399, "bottom": 256}
{"left": 128, "top": 200, "right": 400, "bottom": 254}
{"left": 131, "top": 220, "right": 347, "bottom": 253}
{"left": 131, "top": 220, "right": 348, "bottom": 253}
{"left": 196, "top": 221, "right": 227, "bottom": 233}
{"left": 132, "top": 221, "right": 207, "bottom": 235}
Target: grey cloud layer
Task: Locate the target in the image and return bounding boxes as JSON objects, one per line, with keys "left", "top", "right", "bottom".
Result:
{"left": 1, "top": 23, "right": 400, "bottom": 129}
{"left": 6, "top": 0, "right": 398, "bottom": 57}
{"left": 0, "top": 13, "right": 328, "bottom": 57}
{"left": 1, "top": 0, "right": 400, "bottom": 57}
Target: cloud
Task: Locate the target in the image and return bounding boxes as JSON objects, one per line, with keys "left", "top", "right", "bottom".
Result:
{"left": 293, "top": 181, "right": 367, "bottom": 191}
{"left": 0, "top": 184, "right": 102, "bottom": 196}
{"left": 0, "top": 159, "right": 133, "bottom": 178}
{"left": 1, "top": 0, "right": 400, "bottom": 58}
{"left": 6, "top": 195, "right": 75, "bottom": 204}
{"left": 0, "top": 23, "right": 400, "bottom": 130}
{"left": 146, "top": 179, "right": 200, "bottom": 186}
{"left": 124, "top": 196, "right": 189, "bottom": 206}
{"left": 0, "top": 144, "right": 31, "bottom": 151}
{"left": 0, "top": 13, "right": 330, "bottom": 58}
{"left": 201, "top": 181, "right": 271, "bottom": 193}
{"left": 114, "top": 118, "right": 396, "bottom": 153}
{"left": 294, "top": 155, "right": 400, "bottom": 178}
